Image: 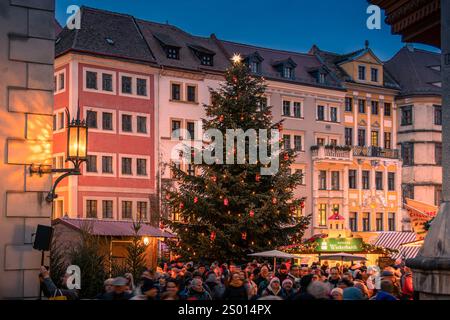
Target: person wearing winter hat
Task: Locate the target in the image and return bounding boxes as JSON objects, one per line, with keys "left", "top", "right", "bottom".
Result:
{"left": 282, "top": 278, "right": 296, "bottom": 299}
{"left": 262, "top": 277, "right": 286, "bottom": 299}
{"left": 100, "top": 277, "right": 134, "bottom": 300}
{"left": 330, "top": 287, "right": 343, "bottom": 300}
{"left": 140, "top": 278, "right": 159, "bottom": 300}
{"left": 343, "top": 287, "right": 365, "bottom": 300}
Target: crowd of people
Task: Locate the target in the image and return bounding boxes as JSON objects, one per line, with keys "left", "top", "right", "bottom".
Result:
{"left": 39, "top": 259, "right": 414, "bottom": 300}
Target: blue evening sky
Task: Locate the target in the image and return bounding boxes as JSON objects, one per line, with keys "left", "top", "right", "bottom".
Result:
{"left": 55, "top": 0, "right": 440, "bottom": 61}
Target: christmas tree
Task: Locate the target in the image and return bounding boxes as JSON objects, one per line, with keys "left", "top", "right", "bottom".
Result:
{"left": 164, "top": 55, "right": 310, "bottom": 262}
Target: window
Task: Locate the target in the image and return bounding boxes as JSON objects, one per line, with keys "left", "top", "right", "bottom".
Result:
{"left": 137, "top": 78, "right": 147, "bottom": 96}
{"left": 319, "top": 73, "right": 326, "bottom": 84}
{"left": 401, "top": 105, "right": 413, "bottom": 126}
{"left": 384, "top": 103, "right": 391, "bottom": 116}
{"left": 167, "top": 47, "right": 179, "bottom": 59}
{"left": 358, "top": 65, "right": 366, "bottom": 80}
{"left": 403, "top": 184, "right": 415, "bottom": 201}
{"left": 362, "top": 171, "right": 370, "bottom": 189}
{"left": 171, "top": 83, "right": 181, "bottom": 101}
{"left": 122, "top": 114, "right": 132, "bottom": 132}
{"left": 371, "top": 101, "right": 379, "bottom": 115}
{"left": 371, "top": 131, "right": 379, "bottom": 147}
{"left": 317, "top": 105, "right": 325, "bottom": 121}
{"left": 137, "top": 158, "right": 147, "bottom": 176}
{"left": 121, "top": 76, "right": 132, "bottom": 94}
{"left": 358, "top": 99, "right": 366, "bottom": 114}
{"left": 102, "top": 112, "right": 113, "bottom": 131}
{"left": 58, "top": 72, "right": 65, "bottom": 90}
{"left": 86, "top": 155, "right": 97, "bottom": 172}
{"left": 349, "top": 170, "right": 357, "bottom": 189}
{"left": 376, "top": 213, "right": 383, "bottom": 231}
{"left": 186, "top": 121, "right": 195, "bottom": 140}
{"left": 317, "top": 138, "right": 325, "bottom": 146}
{"left": 282, "top": 101, "right": 291, "bottom": 116}
{"left": 53, "top": 114, "right": 57, "bottom": 131}
{"left": 296, "top": 169, "right": 304, "bottom": 185}
{"left": 137, "top": 116, "right": 147, "bottom": 134}
{"left": 102, "top": 73, "right": 113, "bottom": 92}
{"left": 53, "top": 75, "right": 57, "bottom": 92}
{"left": 371, "top": 68, "right": 378, "bottom": 82}
{"left": 121, "top": 158, "right": 132, "bottom": 175}
{"left": 200, "top": 54, "right": 213, "bottom": 66}
{"left": 187, "top": 85, "right": 197, "bottom": 102}
{"left": 384, "top": 132, "right": 391, "bottom": 149}
{"left": 362, "top": 212, "right": 370, "bottom": 231}
{"left": 388, "top": 172, "right": 395, "bottom": 191}
{"left": 330, "top": 107, "right": 338, "bottom": 122}
{"left": 331, "top": 171, "right": 340, "bottom": 190}
{"left": 388, "top": 213, "right": 396, "bottom": 231}
{"left": 345, "top": 128, "right": 353, "bottom": 146}
{"left": 345, "top": 97, "right": 353, "bottom": 112}
{"left": 86, "top": 200, "right": 97, "bottom": 218}
{"left": 171, "top": 120, "right": 181, "bottom": 139}
{"left": 283, "top": 67, "right": 293, "bottom": 79}
{"left": 435, "top": 143, "right": 442, "bottom": 165}
{"left": 330, "top": 139, "right": 337, "bottom": 146}
{"left": 293, "top": 102, "right": 302, "bottom": 118}
{"left": 259, "top": 97, "right": 268, "bottom": 111}
{"left": 294, "top": 135, "right": 302, "bottom": 152}
{"left": 318, "top": 204, "right": 327, "bottom": 226}
{"left": 283, "top": 135, "right": 291, "bottom": 150}
{"left": 187, "top": 164, "right": 195, "bottom": 176}
{"left": 249, "top": 61, "right": 259, "bottom": 73}
{"left": 435, "top": 186, "right": 442, "bottom": 206}
{"left": 349, "top": 212, "right": 358, "bottom": 232}
{"left": 358, "top": 129, "right": 366, "bottom": 147}
{"left": 137, "top": 202, "right": 147, "bottom": 220}
{"left": 122, "top": 201, "right": 132, "bottom": 219}
{"left": 86, "top": 110, "right": 97, "bottom": 128}
{"left": 59, "top": 112, "right": 64, "bottom": 130}
{"left": 102, "top": 200, "right": 113, "bottom": 219}
{"left": 402, "top": 143, "right": 414, "bottom": 166}
{"left": 435, "top": 105, "right": 442, "bottom": 125}
{"left": 319, "top": 171, "right": 327, "bottom": 190}
{"left": 376, "top": 171, "right": 383, "bottom": 190}
{"left": 86, "top": 71, "right": 97, "bottom": 89}
{"left": 102, "top": 156, "right": 113, "bottom": 174}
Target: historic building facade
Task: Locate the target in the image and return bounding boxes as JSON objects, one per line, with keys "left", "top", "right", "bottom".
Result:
{"left": 53, "top": 8, "right": 159, "bottom": 223}
{"left": 385, "top": 45, "right": 442, "bottom": 207}
{"left": 311, "top": 44, "right": 404, "bottom": 238}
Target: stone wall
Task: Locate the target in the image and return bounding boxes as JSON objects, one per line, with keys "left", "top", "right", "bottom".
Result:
{"left": 0, "top": 0, "right": 55, "bottom": 299}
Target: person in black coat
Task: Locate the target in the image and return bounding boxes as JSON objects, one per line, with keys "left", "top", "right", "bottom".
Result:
{"left": 223, "top": 273, "right": 248, "bottom": 300}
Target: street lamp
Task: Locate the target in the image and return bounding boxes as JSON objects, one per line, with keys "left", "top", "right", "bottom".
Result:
{"left": 30, "top": 108, "right": 88, "bottom": 203}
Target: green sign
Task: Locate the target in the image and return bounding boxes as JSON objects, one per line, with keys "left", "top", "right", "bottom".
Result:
{"left": 315, "top": 238, "right": 363, "bottom": 252}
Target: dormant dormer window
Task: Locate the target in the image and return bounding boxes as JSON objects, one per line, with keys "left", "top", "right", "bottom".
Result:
{"left": 200, "top": 54, "right": 213, "bottom": 66}
{"left": 245, "top": 52, "right": 264, "bottom": 74}
{"left": 273, "top": 58, "right": 297, "bottom": 80}
{"left": 319, "top": 73, "right": 326, "bottom": 84}
{"left": 167, "top": 47, "right": 180, "bottom": 60}
{"left": 188, "top": 44, "right": 216, "bottom": 67}
{"left": 250, "top": 61, "right": 259, "bottom": 73}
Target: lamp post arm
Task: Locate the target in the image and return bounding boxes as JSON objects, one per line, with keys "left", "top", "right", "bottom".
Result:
{"left": 46, "top": 168, "right": 81, "bottom": 203}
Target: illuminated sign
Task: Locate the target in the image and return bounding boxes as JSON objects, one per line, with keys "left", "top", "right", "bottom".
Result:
{"left": 315, "top": 238, "right": 363, "bottom": 252}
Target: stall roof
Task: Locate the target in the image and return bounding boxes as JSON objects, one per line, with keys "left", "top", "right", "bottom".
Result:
{"left": 373, "top": 232, "right": 417, "bottom": 249}
{"left": 53, "top": 218, "right": 174, "bottom": 238}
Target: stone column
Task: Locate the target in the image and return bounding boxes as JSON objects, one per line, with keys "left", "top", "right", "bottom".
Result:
{"left": 406, "top": 0, "right": 450, "bottom": 300}
{"left": 0, "top": 0, "right": 55, "bottom": 298}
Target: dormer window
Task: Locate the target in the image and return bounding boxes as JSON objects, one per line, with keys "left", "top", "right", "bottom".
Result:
{"left": 283, "top": 67, "right": 293, "bottom": 79}
{"left": 200, "top": 54, "right": 213, "bottom": 66}
{"left": 245, "top": 51, "right": 264, "bottom": 74}
{"left": 250, "top": 61, "right": 259, "bottom": 73}
{"left": 319, "top": 73, "right": 326, "bottom": 84}
{"left": 167, "top": 47, "right": 179, "bottom": 60}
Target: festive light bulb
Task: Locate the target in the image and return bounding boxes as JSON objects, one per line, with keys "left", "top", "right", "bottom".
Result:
{"left": 194, "top": 197, "right": 198, "bottom": 203}
{"left": 210, "top": 231, "right": 216, "bottom": 241}
{"left": 249, "top": 210, "right": 255, "bottom": 218}
{"left": 224, "top": 198, "right": 229, "bottom": 206}
{"left": 231, "top": 53, "right": 242, "bottom": 64}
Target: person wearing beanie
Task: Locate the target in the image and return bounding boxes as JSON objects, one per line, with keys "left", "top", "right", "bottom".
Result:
{"left": 262, "top": 277, "right": 286, "bottom": 299}
{"left": 282, "top": 278, "right": 296, "bottom": 299}
{"left": 330, "top": 287, "right": 343, "bottom": 300}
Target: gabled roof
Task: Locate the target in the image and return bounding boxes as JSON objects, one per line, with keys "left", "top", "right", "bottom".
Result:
{"left": 385, "top": 46, "right": 442, "bottom": 97}
{"left": 55, "top": 6, "right": 156, "bottom": 64}
{"left": 136, "top": 19, "right": 230, "bottom": 72}
{"left": 310, "top": 45, "right": 400, "bottom": 90}
{"left": 53, "top": 217, "right": 174, "bottom": 238}
{"left": 220, "top": 40, "right": 344, "bottom": 90}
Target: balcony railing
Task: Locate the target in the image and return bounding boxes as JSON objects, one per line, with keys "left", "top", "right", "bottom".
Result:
{"left": 311, "top": 145, "right": 353, "bottom": 162}
{"left": 353, "top": 146, "right": 400, "bottom": 159}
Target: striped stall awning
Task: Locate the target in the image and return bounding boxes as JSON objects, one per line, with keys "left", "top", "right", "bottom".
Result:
{"left": 373, "top": 232, "right": 417, "bottom": 249}
{"left": 392, "top": 244, "right": 423, "bottom": 260}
